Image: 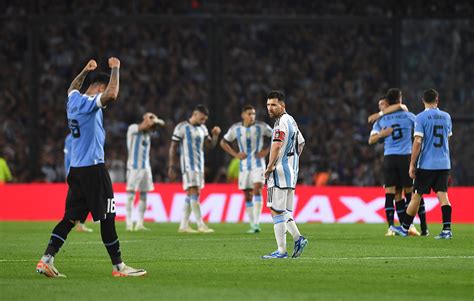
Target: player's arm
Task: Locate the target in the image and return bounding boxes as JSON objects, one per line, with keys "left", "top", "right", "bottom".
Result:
{"left": 205, "top": 126, "right": 221, "bottom": 150}
{"left": 265, "top": 140, "right": 282, "bottom": 179}
{"left": 99, "top": 57, "right": 120, "bottom": 107}
{"left": 220, "top": 139, "right": 246, "bottom": 160}
{"left": 409, "top": 136, "right": 423, "bottom": 179}
{"left": 368, "top": 103, "right": 409, "bottom": 124}
{"left": 168, "top": 140, "right": 179, "bottom": 181}
{"left": 67, "top": 59, "right": 97, "bottom": 94}
{"left": 256, "top": 145, "right": 270, "bottom": 159}
{"left": 368, "top": 127, "right": 394, "bottom": 145}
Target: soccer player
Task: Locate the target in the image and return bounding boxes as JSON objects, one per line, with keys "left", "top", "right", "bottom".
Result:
{"left": 64, "top": 133, "right": 93, "bottom": 233}
{"left": 36, "top": 58, "right": 146, "bottom": 278}
{"left": 392, "top": 89, "right": 453, "bottom": 239}
{"left": 262, "top": 90, "right": 308, "bottom": 259}
{"left": 220, "top": 105, "right": 272, "bottom": 233}
{"left": 168, "top": 105, "right": 221, "bottom": 233}
{"left": 125, "top": 112, "right": 165, "bottom": 231}
{"left": 368, "top": 89, "right": 424, "bottom": 236}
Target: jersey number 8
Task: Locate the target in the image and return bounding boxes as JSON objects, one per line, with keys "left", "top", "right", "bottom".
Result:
{"left": 68, "top": 119, "right": 81, "bottom": 138}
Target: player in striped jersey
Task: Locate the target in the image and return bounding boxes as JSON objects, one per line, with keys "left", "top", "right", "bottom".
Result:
{"left": 262, "top": 91, "right": 308, "bottom": 259}
{"left": 220, "top": 105, "right": 272, "bottom": 233}
{"left": 168, "top": 105, "right": 221, "bottom": 233}
{"left": 125, "top": 113, "right": 165, "bottom": 231}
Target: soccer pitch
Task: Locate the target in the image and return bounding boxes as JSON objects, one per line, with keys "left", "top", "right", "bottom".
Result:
{"left": 0, "top": 222, "right": 473, "bottom": 301}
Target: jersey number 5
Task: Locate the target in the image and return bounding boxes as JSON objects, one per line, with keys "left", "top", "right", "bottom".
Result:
{"left": 433, "top": 125, "right": 444, "bottom": 148}
{"left": 68, "top": 119, "right": 81, "bottom": 138}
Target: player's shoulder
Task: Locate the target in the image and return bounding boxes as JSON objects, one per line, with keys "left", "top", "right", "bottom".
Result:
{"left": 229, "top": 122, "right": 241, "bottom": 130}
{"left": 256, "top": 120, "right": 270, "bottom": 127}
{"left": 175, "top": 121, "right": 188, "bottom": 129}
{"left": 127, "top": 123, "right": 139, "bottom": 132}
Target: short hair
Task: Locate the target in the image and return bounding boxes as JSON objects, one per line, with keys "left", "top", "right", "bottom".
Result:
{"left": 423, "top": 89, "right": 439, "bottom": 104}
{"left": 242, "top": 105, "right": 255, "bottom": 113}
{"left": 89, "top": 72, "right": 110, "bottom": 86}
{"left": 194, "top": 104, "right": 209, "bottom": 116}
{"left": 267, "top": 90, "right": 285, "bottom": 102}
{"left": 385, "top": 88, "right": 402, "bottom": 105}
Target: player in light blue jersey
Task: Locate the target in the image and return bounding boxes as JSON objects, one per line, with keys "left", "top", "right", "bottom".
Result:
{"left": 220, "top": 105, "right": 272, "bottom": 233}
{"left": 63, "top": 133, "right": 93, "bottom": 233}
{"left": 37, "top": 58, "right": 146, "bottom": 278}
{"left": 169, "top": 105, "right": 221, "bottom": 233}
{"left": 392, "top": 89, "right": 453, "bottom": 239}
{"left": 369, "top": 89, "right": 426, "bottom": 236}
{"left": 262, "top": 91, "right": 308, "bottom": 259}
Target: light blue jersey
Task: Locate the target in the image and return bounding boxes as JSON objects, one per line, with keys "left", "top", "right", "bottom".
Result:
{"left": 66, "top": 90, "right": 106, "bottom": 167}
{"left": 371, "top": 111, "right": 415, "bottom": 155}
{"left": 64, "top": 133, "right": 72, "bottom": 175}
{"left": 414, "top": 108, "right": 452, "bottom": 170}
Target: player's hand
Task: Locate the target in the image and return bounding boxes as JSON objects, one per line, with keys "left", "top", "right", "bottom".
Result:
{"left": 168, "top": 167, "right": 177, "bottom": 181}
{"left": 211, "top": 126, "right": 221, "bottom": 136}
{"left": 84, "top": 59, "right": 97, "bottom": 71}
{"left": 400, "top": 104, "right": 409, "bottom": 112}
{"left": 108, "top": 57, "right": 120, "bottom": 68}
{"left": 380, "top": 127, "right": 393, "bottom": 137}
{"left": 264, "top": 165, "right": 275, "bottom": 179}
{"left": 409, "top": 165, "right": 416, "bottom": 179}
{"left": 367, "top": 112, "right": 380, "bottom": 124}
{"left": 235, "top": 152, "right": 247, "bottom": 160}
{"left": 156, "top": 118, "right": 165, "bottom": 127}
{"left": 255, "top": 150, "right": 267, "bottom": 159}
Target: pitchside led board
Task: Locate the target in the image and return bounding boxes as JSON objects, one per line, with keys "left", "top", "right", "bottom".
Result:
{"left": 0, "top": 184, "right": 473, "bottom": 223}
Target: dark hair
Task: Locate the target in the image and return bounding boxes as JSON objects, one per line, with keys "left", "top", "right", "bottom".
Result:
{"left": 194, "top": 104, "right": 209, "bottom": 116}
{"left": 267, "top": 90, "right": 285, "bottom": 102}
{"left": 89, "top": 72, "right": 110, "bottom": 86}
{"left": 423, "top": 89, "right": 439, "bottom": 104}
{"left": 242, "top": 104, "right": 255, "bottom": 112}
{"left": 385, "top": 88, "right": 402, "bottom": 105}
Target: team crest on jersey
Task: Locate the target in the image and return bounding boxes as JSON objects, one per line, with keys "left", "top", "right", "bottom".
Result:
{"left": 274, "top": 129, "right": 285, "bottom": 141}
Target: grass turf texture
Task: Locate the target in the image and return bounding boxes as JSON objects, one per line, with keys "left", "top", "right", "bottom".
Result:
{"left": 0, "top": 222, "right": 473, "bottom": 301}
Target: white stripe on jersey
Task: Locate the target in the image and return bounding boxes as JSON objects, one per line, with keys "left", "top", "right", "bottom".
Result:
{"left": 267, "top": 113, "right": 305, "bottom": 189}
{"left": 172, "top": 121, "right": 209, "bottom": 174}
{"left": 223, "top": 121, "right": 272, "bottom": 172}
{"left": 127, "top": 124, "right": 152, "bottom": 169}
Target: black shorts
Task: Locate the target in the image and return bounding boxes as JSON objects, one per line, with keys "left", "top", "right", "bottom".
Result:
{"left": 413, "top": 169, "right": 449, "bottom": 195}
{"left": 65, "top": 163, "right": 115, "bottom": 221}
{"left": 383, "top": 155, "right": 412, "bottom": 188}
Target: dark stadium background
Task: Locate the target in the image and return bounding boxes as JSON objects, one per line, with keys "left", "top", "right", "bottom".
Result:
{"left": 1, "top": 0, "right": 473, "bottom": 185}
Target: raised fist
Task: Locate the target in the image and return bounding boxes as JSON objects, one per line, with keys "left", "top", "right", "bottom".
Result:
{"left": 108, "top": 57, "right": 120, "bottom": 68}
{"left": 84, "top": 59, "right": 97, "bottom": 71}
{"left": 211, "top": 126, "right": 221, "bottom": 136}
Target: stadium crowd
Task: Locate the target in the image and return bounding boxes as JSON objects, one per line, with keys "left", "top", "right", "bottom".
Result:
{"left": 1, "top": 3, "right": 473, "bottom": 185}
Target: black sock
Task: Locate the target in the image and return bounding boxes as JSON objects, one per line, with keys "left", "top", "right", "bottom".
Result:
{"left": 385, "top": 193, "right": 395, "bottom": 227}
{"left": 395, "top": 199, "right": 406, "bottom": 225}
{"left": 44, "top": 219, "right": 75, "bottom": 256}
{"left": 79, "top": 216, "right": 87, "bottom": 224}
{"left": 418, "top": 198, "right": 428, "bottom": 233}
{"left": 401, "top": 214, "right": 415, "bottom": 231}
{"left": 441, "top": 205, "right": 452, "bottom": 231}
{"left": 101, "top": 216, "right": 122, "bottom": 265}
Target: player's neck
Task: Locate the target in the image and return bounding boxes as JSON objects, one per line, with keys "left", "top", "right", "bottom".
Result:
{"left": 424, "top": 103, "right": 438, "bottom": 110}
{"left": 188, "top": 118, "right": 199, "bottom": 126}
{"left": 243, "top": 121, "right": 255, "bottom": 127}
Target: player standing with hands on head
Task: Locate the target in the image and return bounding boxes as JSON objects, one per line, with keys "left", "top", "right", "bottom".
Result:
{"left": 262, "top": 91, "right": 308, "bottom": 259}
{"left": 392, "top": 89, "right": 454, "bottom": 239}
{"left": 168, "top": 105, "right": 221, "bottom": 233}
{"left": 220, "top": 105, "right": 272, "bottom": 233}
{"left": 36, "top": 58, "right": 146, "bottom": 278}
{"left": 125, "top": 112, "right": 165, "bottom": 231}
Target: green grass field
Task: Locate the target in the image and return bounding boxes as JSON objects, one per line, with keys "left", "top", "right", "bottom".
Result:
{"left": 0, "top": 222, "right": 473, "bottom": 301}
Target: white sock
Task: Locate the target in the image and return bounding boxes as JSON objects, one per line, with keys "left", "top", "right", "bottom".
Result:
{"left": 136, "top": 192, "right": 147, "bottom": 227}
{"left": 190, "top": 195, "right": 205, "bottom": 228}
{"left": 273, "top": 214, "right": 287, "bottom": 253}
{"left": 253, "top": 195, "right": 262, "bottom": 226}
{"left": 285, "top": 211, "right": 301, "bottom": 241}
{"left": 245, "top": 201, "right": 255, "bottom": 227}
{"left": 41, "top": 254, "right": 54, "bottom": 263}
{"left": 179, "top": 197, "right": 191, "bottom": 229}
{"left": 126, "top": 191, "right": 134, "bottom": 226}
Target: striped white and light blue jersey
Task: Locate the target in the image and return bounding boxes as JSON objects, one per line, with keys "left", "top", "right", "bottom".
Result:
{"left": 127, "top": 124, "right": 152, "bottom": 169}
{"left": 172, "top": 121, "right": 209, "bottom": 174}
{"left": 267, "top": 113, "right": 305, "bottom": 189}
{"left": 223, "top": 121, "right": 272, "bottom": 172}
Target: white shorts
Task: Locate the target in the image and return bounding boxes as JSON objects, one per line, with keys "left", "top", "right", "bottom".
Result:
{"left": 267, "top": 186, "right": 295, "bottom": 212}
{"left": 126, "top": 168, "right": 154, "bottom": 192}
{"left": 182, "top": 171, "right": 205, "bottom": 191}
{"left": 238, "top": 167, "right": 265, "bottom": 190}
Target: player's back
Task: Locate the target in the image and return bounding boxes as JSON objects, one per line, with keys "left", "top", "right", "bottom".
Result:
{"left": 172, "top": 120, "right": 208, "bottom": 173}
{"left": 126, "top": 124, "right": 151, "bottom": 169}
{"left": 377, "top": 111, "right": 415, "bottom": 155}
{"left": 66, "top": 90, "right": 106, "bottom": 167}
{"left": 415, "top": 108, "right": 452, "bottom": 170}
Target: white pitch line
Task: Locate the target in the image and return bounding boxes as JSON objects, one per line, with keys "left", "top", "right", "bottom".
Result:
{"left": 1, "top": 255, "right": 473, "bottom": 263}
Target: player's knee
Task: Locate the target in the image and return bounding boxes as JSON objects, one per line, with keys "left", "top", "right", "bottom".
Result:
{"left": 139, "top": 192, "right": 147, "bottom": 202}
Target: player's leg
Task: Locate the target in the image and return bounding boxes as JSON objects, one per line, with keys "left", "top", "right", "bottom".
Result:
{"left": 125, "top": 169, "right": 138, "bottom": 231}
{"left": 178, "top": 189, "right": 195, "bottom": 232}
{"left": 135, "top": 169, "right": 154, "bottom": 231}
{"left": 401, "top": 187, "right": 420, "bottom": 236}
{"left": 284, "top": 190, "right": 308, "bottom": 258}
{"left": 187, "top": 173, "right": 213, "bottom": 233}
{"left": 76, "top": 215, "right": 93, "bottom": 232}
{"left": 384, "top": 186, "right": 396, "bottom": 233}
{"left": 434, "top": 170, "right": 452, "bottom": 239}
{"left": 418, "top": 195, "right": 429, "bottom": 236}
{"left": 394, "top": 188, "right": 406, "bottom": 225}
{"left": 262, "top": 187, "right": 288, "bottom": 259}
{"left": 252, "top": 168, "right": 265, "bottom": 232}
{"left": 244, "top": 189, "right": 256, "bottom": 233}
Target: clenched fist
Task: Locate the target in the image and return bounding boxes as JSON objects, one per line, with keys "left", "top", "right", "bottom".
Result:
{"left": 84, "top": 59, "right": 97, "bottom": 71}
{"left": 108, "top": 57, "right": 120, "bottom": 68}
{"left": 211, "top": 126, "right": 221, "bottom": 136}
